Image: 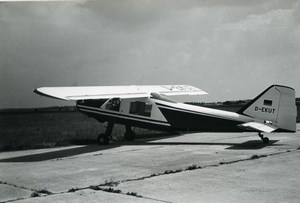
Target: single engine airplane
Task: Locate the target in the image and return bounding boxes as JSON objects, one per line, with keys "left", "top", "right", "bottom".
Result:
{"left": 34, "top": 84, "right": 297, "bottom": 145}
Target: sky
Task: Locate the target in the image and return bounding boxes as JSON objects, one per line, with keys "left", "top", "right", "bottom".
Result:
{"left": 0, "top": 0, "right": 300, "bottom": 108}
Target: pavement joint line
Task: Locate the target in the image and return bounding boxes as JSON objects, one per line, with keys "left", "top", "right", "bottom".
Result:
{"left": 0, "top": 181, "right": 53, "bottom": 203}
{"left": 0, "top": 180, "right": 34, "bottom": 192}
{"left": 0, "top": 182, "right": 60, "bottom": 203}
{"left": 1, "top": 182, "right": 167, "bottom": 203}
{"left": 14, "top": 185, "right": 168, "bottom": 203}
{"left": 117, "top": 148, "right": 298, "bottom": 185}
{"left": 86, "top": 186, "right": 170, "bottom": 203}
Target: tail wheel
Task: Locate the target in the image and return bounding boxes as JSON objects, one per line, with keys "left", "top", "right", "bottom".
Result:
{"left": 258, "top": 132, "right": 269, "bottom": 144}
{"left": 97, "top": 133, "right": 109, "bottom": 145}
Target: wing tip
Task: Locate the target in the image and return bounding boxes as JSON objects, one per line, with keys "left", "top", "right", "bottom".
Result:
{"left": 33, "top": 88, "right": 70, "bottom": 101}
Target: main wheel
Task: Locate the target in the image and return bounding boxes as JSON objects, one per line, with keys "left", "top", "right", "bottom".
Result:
{"left": 97, "top": 133, "right": 109, "bottom": 145}
{"left": 263, "top": 137, "right": 269, "bottom": 144}
{"left": 124, "top": 131, "right": 135, "bottom": 141}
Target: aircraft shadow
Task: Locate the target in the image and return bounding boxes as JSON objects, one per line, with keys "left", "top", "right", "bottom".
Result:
{"left": 225, "top": 140, "right": 279, "bottom": 150}
{"left": 0, "top": 144, "right": 121, "bottom": 163}
{"left": 0, "top": 134, "right": 179, "bottom": 163}
{"left": 126, "top": 139, "right": 280, "bottom": 150}
{"left": 0, "top": 138, "right": 280, "bottom": 163}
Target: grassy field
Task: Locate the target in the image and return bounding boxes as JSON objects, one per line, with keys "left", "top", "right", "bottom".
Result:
{"left": 1, "top": 103, "right": 299, "bottom": 152}
{"left": 0, "top": 110, "right": 169, "bottom": 151}
{"left": 1, "top": 111, "right": 101, "bottom": 151}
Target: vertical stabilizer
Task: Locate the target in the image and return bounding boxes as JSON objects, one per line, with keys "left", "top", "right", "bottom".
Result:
{"left": 238, "top": 85, "right": 297, "bottom": 132}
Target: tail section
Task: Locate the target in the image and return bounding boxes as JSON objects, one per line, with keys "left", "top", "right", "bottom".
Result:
{"left": 238, "top": 85, "right": 297, "bottom": 132}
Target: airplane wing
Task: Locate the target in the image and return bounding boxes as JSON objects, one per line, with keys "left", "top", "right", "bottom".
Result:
{"left": 238, "top": 122, "right": 278, "bottom": 133}
{"left": 34, "top": 85, "right": 207, "bottom": 101}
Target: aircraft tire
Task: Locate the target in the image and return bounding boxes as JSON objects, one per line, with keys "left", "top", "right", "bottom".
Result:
{"left": 124, "top": 131, "right": 135, "bottom": 141}
{"left": 263, "top": 137, "right": 269, "bottom": 144}
{"left": 97, "top": 133, "right": 109, "bottom": 145}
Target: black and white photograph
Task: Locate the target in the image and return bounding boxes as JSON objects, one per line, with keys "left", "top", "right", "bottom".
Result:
{"left": 1, "top": 0, "right": 300, "bottom": 202}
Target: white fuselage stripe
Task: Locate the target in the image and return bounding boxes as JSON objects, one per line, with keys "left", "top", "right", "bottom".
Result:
{"left": 77, "top": 105, "right": 171, "bottom": 127}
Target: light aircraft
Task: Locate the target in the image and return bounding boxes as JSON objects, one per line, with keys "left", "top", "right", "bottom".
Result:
{"left": 34, "top": 84, "right": 297, "bottom": 145}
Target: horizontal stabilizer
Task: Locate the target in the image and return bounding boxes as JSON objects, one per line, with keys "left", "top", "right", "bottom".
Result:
{"left": 238, "top": 122, "right": 278, "bottom": 133}
{"left": 34, "top": 85, "right": 207, "bottom": 101}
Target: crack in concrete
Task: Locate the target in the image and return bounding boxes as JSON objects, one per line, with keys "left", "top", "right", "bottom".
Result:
{"left": 2, "top": 181, "right": 167, "bottom": 203}
{"left": 0, "top": 181, "right": 53, "bottom": 203}
{"left": 0, "top": 180, "right": 34, "bottom": 192}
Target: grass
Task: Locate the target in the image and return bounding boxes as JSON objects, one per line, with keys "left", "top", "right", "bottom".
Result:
{"left": 30, "top": 188, "right": 52, "bottom": 197}
{"left": 0, "top": 111, "right": 166, "bottom": 152}
{"left": 126, "top": 192, "right": 142, "bottom": 197}
{"left": 103, "top": 177, "right": 119, "bottom": 187}
{"left": 101, "top": 187, "right": 122, "bottom": 193}
{"left": 250, "top": 155, "right": 259, "bottom": 160}
{"left": 0, "top": 111, "right": 106, "bottom": 151}
{"left": 250, "top": 154, "right": 268, "bottom": 160}
{"left": 31, "top": 191, "right": 40, "bottom": 197}
{"left": 89, "top": 185, "right": 101, "bottom": 190}
{"left": 68, "top": 187, "right": 80, "bottom": 193}
{"left": 150, "top": 166, "right": 200, "bottom": 177}
{"left": 89, "top": 185, "right": 124, "bottom": 195}
{"left": 163, "top": 168, "right": 183, "bottom": 174}
{"left": 186, "top": 164, "right": 200, "bottom": 170}
{"left": 36, "top": 188, "right": 52, "bottom": 195}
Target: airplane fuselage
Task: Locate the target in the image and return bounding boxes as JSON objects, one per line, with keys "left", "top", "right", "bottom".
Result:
{"left": 77, "top": 97, "right": 253, "bottom": 133}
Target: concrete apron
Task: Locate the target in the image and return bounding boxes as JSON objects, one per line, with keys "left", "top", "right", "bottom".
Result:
{"left": 0, "top": 129, "right": 300, "bottom": 203}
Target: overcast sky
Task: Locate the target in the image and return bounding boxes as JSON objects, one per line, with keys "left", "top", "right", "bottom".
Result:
{"left": 1, "top": 0, "right": 300, "bottom": 108}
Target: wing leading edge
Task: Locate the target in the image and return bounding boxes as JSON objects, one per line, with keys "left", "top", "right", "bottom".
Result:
{"left": 34, "top": 85, "right": 208, "bottom": 101}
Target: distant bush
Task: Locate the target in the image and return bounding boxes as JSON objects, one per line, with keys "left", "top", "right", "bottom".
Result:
{"left": 0, "top": 106, "right": 77, "bottom": 114}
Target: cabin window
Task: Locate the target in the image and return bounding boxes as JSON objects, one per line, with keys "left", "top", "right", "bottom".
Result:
{"left": 129, "top": 101, "right": 152, "bottom": 117}
{"left": 263, "top": 100, "right": 272, "bottom": 106}
{"left": 106, "top": 98, "right": 121, "bottom": 111}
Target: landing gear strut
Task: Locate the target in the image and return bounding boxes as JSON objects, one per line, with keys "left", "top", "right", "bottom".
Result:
{"left": 258, "top": 132, "right": 269, "bottom": 144}
{"left": 97, "top": 123, "right": 114, "bottom": 145}
{"left": 97, "top": 123, "right": 136, "bottom": 145}
{"left": 124, "top": 125, "right": 135, "bottom": 141}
